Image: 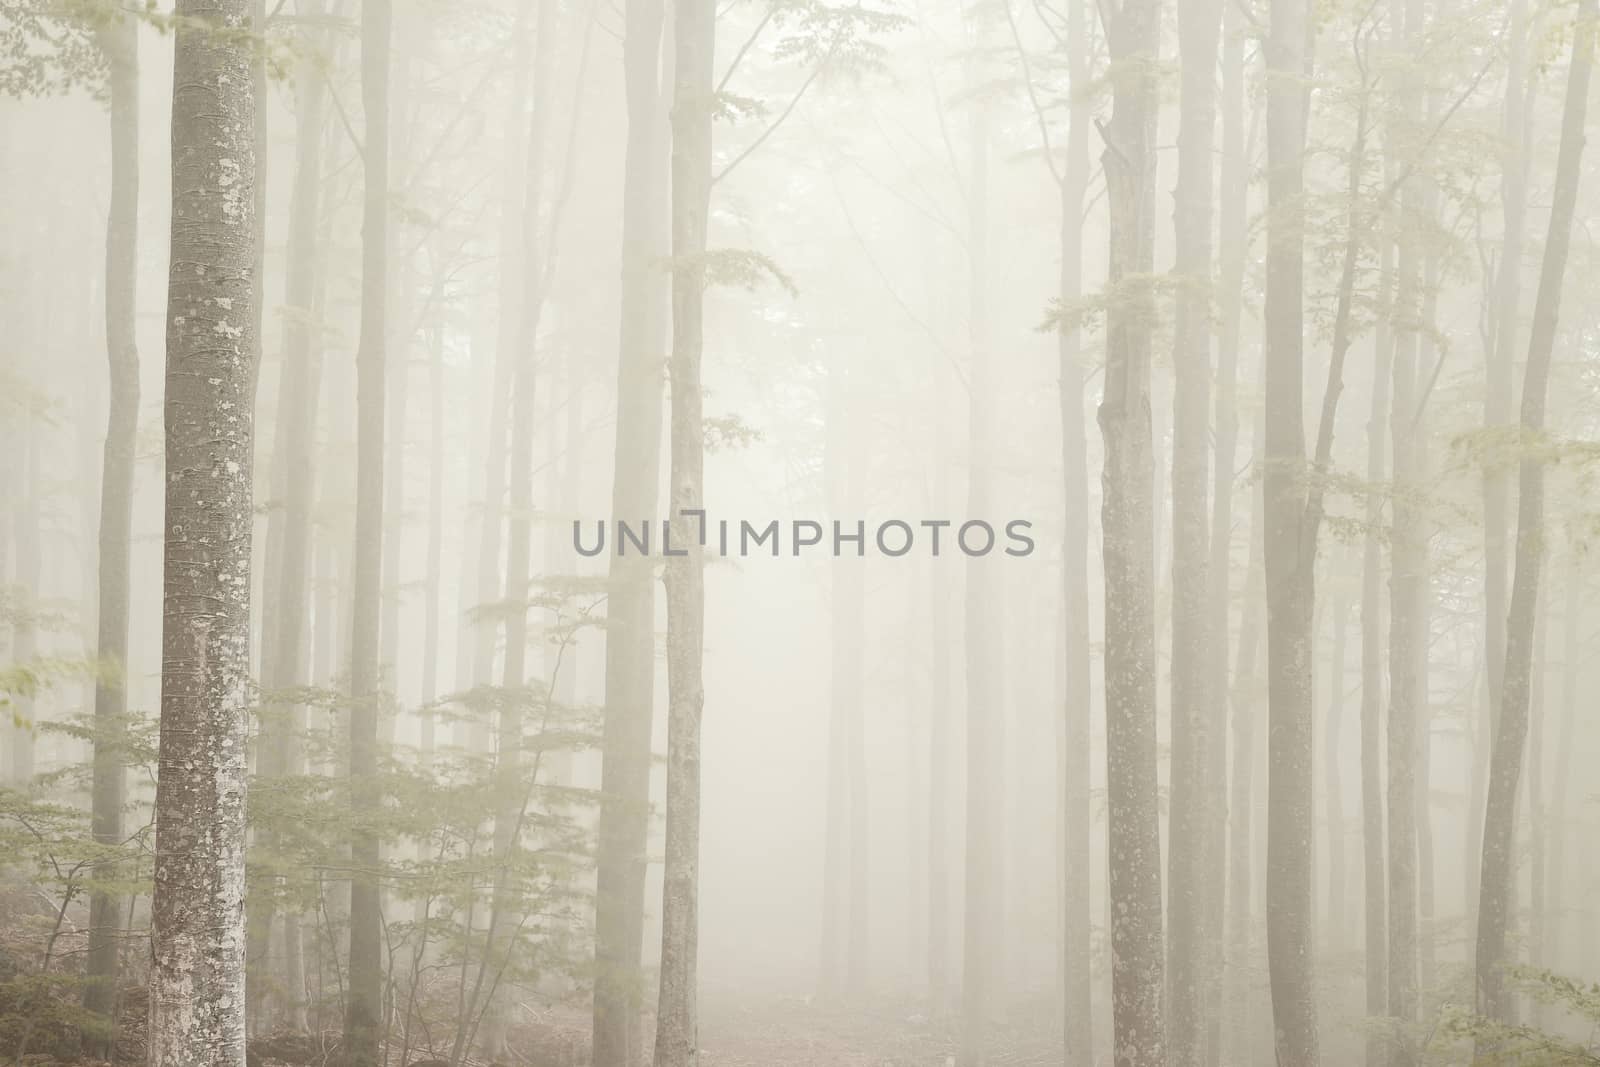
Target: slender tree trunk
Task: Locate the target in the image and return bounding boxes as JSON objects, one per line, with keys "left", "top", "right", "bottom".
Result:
{"left": 10, "top": 433, "right": 39, "bottom": 784}
{"left": 1476, "top": 0, "right": 1527, "bottom": 929}
{"left": 591, "top": 0, "right": 668, "bottom": 1055}
{"left": 1099, "top": 0, "right": 1163, "bottom": 1062}
{"left": 1326, "top": 596, "right": 1348, "bottom": 956}
{"left": 1166, "top": 3, "right": 1224, "bottom": 1061}
{"left": 1263, "top": 0, "right": 1319, "bottom": 1057}
{"left": 482, "top": 5, "right": 554, "bottom": 1053}
{"left": 1225, "top": 415, "right": 1265, "bottom": 1065}
{"left": 653, "top": 0, "right": 713, "bottom": 1058}
{"left": 1058, "top": 0, "right": 1092, "bottom": 1056}
{"left": 84, "top": 9, "right": 139, "bottom": 1035}
{"left": 1213, "top": 8, "right": 1251, "bottom": 1059}
{"left": 1547, "top": 551, "right": 1579, "bottom": 972}
{"left": 344, "top": 0, "right": 393, "bottom": 1057}
{"left": 1475, "top": 1, "right": 1594, "bottom": 1043}
{"left": 1527, "top": 584, "right": 1549, "bottom": 1030}
{"left": 149, "top": 1, "right": 261, "bottom": 1060}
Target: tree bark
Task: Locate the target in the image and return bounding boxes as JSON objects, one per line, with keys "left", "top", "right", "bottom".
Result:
{"left": 1098, "top": 0, "right": 1163, "bottom": 1061}
{"left": 653, "top": 0, "right": 713, "bottom": 1058}
{"left": 1166, "top": 3, "right": 1224, "bottom": 1061}
{"left": 592, "top": 0, "right": 668, "bottom": 1058}
{"left": 1263, "top": 0, "right": 1320, "bottom": 1058}
{"left": 344, "top": 0, "right": 392, "bottom": 1058}
{"left": 150, "top": 1, "right": 261, "bottom": 1060}
{"left": 1474, "top": 0, "right": 1594, "bottom": 1044}
{"left": 84, "top": 8, "right": 139, "bottom": 1035}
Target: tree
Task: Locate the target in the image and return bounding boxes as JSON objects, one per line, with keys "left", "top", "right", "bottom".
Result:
{"left": 83, "top": 3, "right": 138, "bottom": 1035}
{"left": 1262, "top": 0, "right": 1319, "bottom": 1056}
{"left": 653, "top": 0, "right": 713, "bottom": 1061}
{"left": 591, "top": 0, "right": 668, "bottom": 1058}
{"left": 1165, "top": 1, "right": 1224, "bottom": 1061}
{"left": 344, "top": 0, "right": 393, "bottom": 1060}
{"left": 1098, "top": 0, "right": 1163, "bottom": 1061}
{"left": 1475, "top": 0, "right": 1595, "bottom": 1043}
{"left": 148, "top": 0, "right": 261, "bottom": 1061}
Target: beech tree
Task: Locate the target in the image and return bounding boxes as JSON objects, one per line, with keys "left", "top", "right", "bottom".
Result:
{"left": 149, "top": 0, "right": 261, "bottom": 1062}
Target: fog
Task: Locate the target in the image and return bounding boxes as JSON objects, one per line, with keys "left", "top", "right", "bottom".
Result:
{"left": 2, "top": 0, "right": 1599, "bottom": 1064}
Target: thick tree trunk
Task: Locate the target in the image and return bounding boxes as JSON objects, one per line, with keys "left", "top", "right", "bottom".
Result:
{"left": 591, "top": 0, "right": 667, "bottom": 1057}
{"left": 1098, "top": 0, "right": 1163, "bottom": 1062}
{"left": 1165, "top": 3, "right": 1224, "bottom": 1061}
{"left": 344, "top": 0, "right": 392, "bottom": 1058}
{"left": 653, "top": 0, "right": 713, "bottom": 1059}
{"left": 150, "top": 1, "right": 261, "bottom": 1061}
{"left": 84, "top": 9, "right": 139, "bottom": 1035}
{"left": 1058, "top": 0, "right": 1092, "bottom": 1057}
{"left": 1263, "top": 0, "right": 1319, "bottom": 1058}
{"left": 1474, "top": 1, "right": 1593, "bottom": 1044}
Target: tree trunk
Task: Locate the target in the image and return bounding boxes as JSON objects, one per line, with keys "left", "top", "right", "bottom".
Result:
{"left": 1166, "top": 3, "right": 1224, "bottom": 1061}
{"left": 149, "top": 1, "right": 261, "bottom": 1060}
{"left": 1098, "top": 0, "right": 1163, "bottom": 1062}
{"left": 1474, "top": 0, "right": 1594, "bottom": 1043}
{"left": 1547, "top": 550, "right": 1579, "bottom": 972}
{"left": 591, "top": 0, "right": 668, "bottom": 1057}
{"left": 1263, "top": 0, "right": 1319, "bottom": 1058}
{"left": 1225, "top": 415, "right": 1264, "bottom": 1065}
{"left": 653, "top": 0, "right": 713, "bottom": 1058}
{"left": 84, "top": 8, "right": 139, "bottom": 1036}
{"left": 1325, "top": 595, "right": 1348, "bottom": 956}
{"left": 1476, "top": 0, "right": 1527, "bottom": 929}
{"left": 1212, "top": 12, "right": 1250, "bottom": 1057}
{"left": 344, "top": 0, "right": 392, "bottom": 1057}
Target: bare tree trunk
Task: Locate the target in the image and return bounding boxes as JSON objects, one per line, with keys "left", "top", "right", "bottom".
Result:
{"left": 1099, "top": 0, "right": 1163, "bottom": 1062}
{"left": 591, "top": 0, "right": 668, "bottom": 1053}
{"left": 653, "top": 0, "right": 713, "bottom": 1058}
{"left": 1527, "top": 584, "right": 1549, "bottom": 1030}
{"left": 482, "top": 5, "right": 554, "bottom": 1053}
{"left": 1058, "top": 0, "right": 1092, "bottom": 1056}
{"left": 1225, "top": 415, "right": 1264, "bottom": 1065}
{"left": 84, "top": 8, "right": 139, "bottom": 1037}
{"left": 150, "top": 1, "right": 260, "bottom": 1060}
{"left": 344, "top": 0, "right": 393, "bottom": 1058}
{"left": 10, "top": 433, "right": 39, "bottom": 784}
{"left": 1166, "top": 3, "right": 1224, "bottom": 1061}
{"left": 1474, "top": 1, "right": 1594, "bottom": 1044}
{"left": 1326, "top": 595, "right": 1348, "bottom": 956}
{"left": 1547, "top": 550, "right": 1579, "bottom": 972}
{"left": 1263, "top": 0, "right": 1319, "bottom": 1057}
{"left": 1476, "top": 0, "right": 1527, "bottom": 932}
{"left": 1361, "top": 240, "right": 1394, "bottom": 1067}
